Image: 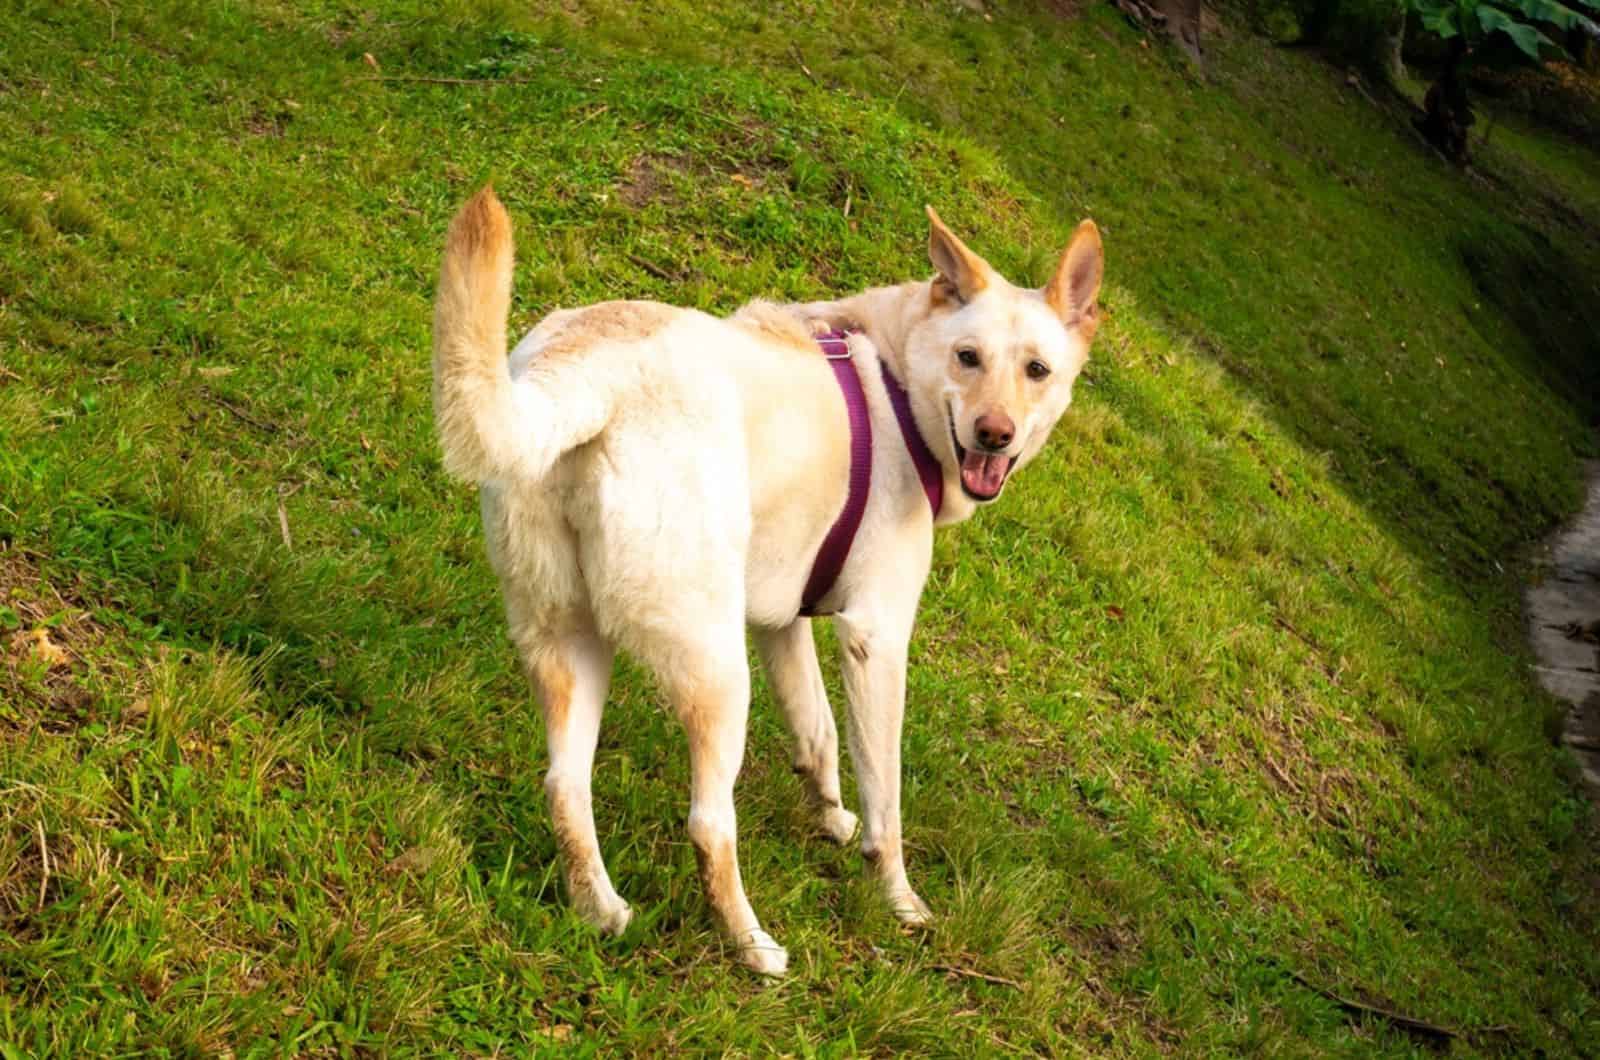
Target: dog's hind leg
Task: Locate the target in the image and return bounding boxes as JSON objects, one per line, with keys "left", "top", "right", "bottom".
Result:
{"left": 526, "top": 629, "right": 632, "bottom": 936}
{"left": 754, "top": 620, "right": 858, "bottom": 844}
{"left": 656, "top": 629, "right": 787, "bottom": 977}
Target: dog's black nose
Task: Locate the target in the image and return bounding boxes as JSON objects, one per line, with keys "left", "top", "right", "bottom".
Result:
{"left": 974, "top": 412, "right": 1014, "bottom": 452}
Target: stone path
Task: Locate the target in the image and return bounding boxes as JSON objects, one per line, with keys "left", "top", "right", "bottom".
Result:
{"left": 1527, "top": 461, "right": 1600, "bottom": 791}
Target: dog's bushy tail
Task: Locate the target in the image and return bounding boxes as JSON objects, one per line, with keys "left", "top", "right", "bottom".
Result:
{"left": 432, "top": 186, "right": 602, "bottom": 484}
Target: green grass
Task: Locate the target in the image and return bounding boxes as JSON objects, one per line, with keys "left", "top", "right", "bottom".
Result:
{"left": 4, "top": 0, "right": 1600, "bottom": 1054}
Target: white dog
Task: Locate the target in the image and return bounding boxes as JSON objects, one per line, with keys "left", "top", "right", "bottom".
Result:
{"left": 432, "top": 187, "right": 1102, "bottom": 975}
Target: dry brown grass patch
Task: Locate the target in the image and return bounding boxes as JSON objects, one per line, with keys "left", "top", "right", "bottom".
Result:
{"left": 618, "top": 152, "right": 695, "bottom": 207}
{"left": 0, "top": 544, "right": 112, "bottom": 734}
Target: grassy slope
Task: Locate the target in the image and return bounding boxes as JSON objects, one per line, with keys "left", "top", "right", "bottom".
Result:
{"left": 3, "top": 0, "right": 1600, "bottom": 1054}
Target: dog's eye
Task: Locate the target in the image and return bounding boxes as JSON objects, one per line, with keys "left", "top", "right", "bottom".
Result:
{"left": 956, "top": 347, "right": 981, "bottom": 368}
{"left": 1026, "top": 360, "right": 1051, "bottom": 380}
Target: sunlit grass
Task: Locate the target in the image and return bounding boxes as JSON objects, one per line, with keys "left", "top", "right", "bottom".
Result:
{"left": 2, "top": 0, "right": 1599, "bottom": 1054}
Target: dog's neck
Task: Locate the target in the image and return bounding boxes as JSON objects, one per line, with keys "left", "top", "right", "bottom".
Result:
{"left": 823, "top": 280, "right": 988, "bottom": 528}
{"left": 829, "top": 280, "right": 934, "bottom": 384}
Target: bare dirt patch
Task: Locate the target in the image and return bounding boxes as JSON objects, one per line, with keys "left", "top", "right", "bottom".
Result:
{"left": 1039, "top": 0, "right": 1087, "bottom": 17}
{"left": 618, "top": 144, "right": 788, "bottom": 210}
{"left": 618, "top": 152, "right": 694, "bottom": 207}
{"left": 1, "top": 544, "right": 107, "bottom": 732}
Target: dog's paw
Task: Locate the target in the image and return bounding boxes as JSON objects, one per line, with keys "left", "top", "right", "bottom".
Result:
{"left": 798, "top": 310, "right": 858, "bottom": 338}
{"left": 889, "top": 890, "right": 933, "bottom": 927}
{"left": 739, "top": 929, "right": 789, "bottom": 977}
{"left": 576, "top": 892, "right": 634, "bottom": 936}
{"left": 817, "top": 805, "right": 860, "bottom": 845}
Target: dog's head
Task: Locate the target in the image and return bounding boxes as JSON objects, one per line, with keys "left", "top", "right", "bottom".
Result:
{"left": 900, "top": 207, "right": 1102, "bottom": 516}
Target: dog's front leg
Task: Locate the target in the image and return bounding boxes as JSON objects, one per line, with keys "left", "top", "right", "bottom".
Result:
{"left": 755, "top": 620, "right": 859, "bottom": 844}
{"left": 833, "top": 606, "right": 932, "bottom": 925}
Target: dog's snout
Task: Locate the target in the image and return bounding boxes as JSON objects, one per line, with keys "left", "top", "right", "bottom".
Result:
{"left": 974, "top": 411, "right": 1015, "bottom": 452}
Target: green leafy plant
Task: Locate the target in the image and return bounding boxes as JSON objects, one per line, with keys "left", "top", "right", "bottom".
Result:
{"left": 1413, "top": 0, "right": 1597, "bottom": 57}
{"left": 1408, "top": 0, "right": 1600, "bottom": 157}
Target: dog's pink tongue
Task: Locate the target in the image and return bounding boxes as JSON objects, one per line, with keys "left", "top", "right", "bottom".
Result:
{"left": 960, "top": 451, "right": 1008, "bottom": 497}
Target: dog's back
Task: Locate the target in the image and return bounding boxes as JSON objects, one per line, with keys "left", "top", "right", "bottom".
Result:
{"left": 432, "top": 189, "right": 850, "bottom": 634}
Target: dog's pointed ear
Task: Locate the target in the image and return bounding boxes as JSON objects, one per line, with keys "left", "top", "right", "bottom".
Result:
{"left": 926, "top": 205, "right": 991, "bottom": 304}
{"left": 1045, "top": 219, "right": 1103, "bottom": 335}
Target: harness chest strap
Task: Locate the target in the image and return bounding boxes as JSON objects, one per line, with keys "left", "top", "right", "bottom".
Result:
{"left": 799, "top": 330, "right": 944, "bottom": 617}
{"left": 879, "top": 354, "right": 945, "bottom": 518}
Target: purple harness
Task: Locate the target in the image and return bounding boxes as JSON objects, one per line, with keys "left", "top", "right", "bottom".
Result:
{"left": 799, "top": 331, "right": 944, "bottom": 617}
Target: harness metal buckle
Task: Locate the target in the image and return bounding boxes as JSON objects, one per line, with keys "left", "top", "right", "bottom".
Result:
{"left": 819, "top": 333, "right": 854, "bottom": 360}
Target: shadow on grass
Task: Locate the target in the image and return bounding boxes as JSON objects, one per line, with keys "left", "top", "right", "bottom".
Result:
{"left": 1458, "top": 217, "right": 1600, "bottom": 423}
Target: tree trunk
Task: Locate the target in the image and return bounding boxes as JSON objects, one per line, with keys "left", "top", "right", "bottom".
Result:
{"left": 1113, "top": 0, "right": 1202, "bottom": 64}
{"left": 1154, "top": 0, "right": 1203, "bottom": 64}
{"left": 1297, "top": 0, "right": 1339, "bottom": 46}
{"left": 1416, "top": 37, "right": 1474, "bottom": 162}
{"left": 1568, "top": 25, "right": 1598, "bottom": 70}
{"left": 1375, "top": 5, "right": 1405, "bottom": 87}
{"left": 1286, "top": 0, "right": 1404, "bottom": 86}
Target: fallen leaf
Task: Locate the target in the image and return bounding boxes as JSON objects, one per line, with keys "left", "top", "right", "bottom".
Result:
{"left": 1104, "top": 605, "right": 1125, "bottom": 621}
{"left": 17, "top": 627, "right": 69, "bottom": 668}
{"left": 384, "top": 847, "right": 435, "bottom": 877}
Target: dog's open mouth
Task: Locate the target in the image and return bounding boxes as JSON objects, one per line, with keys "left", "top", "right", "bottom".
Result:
{"left": 948, "top": 410, "right": 1015, "bottom": 502}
